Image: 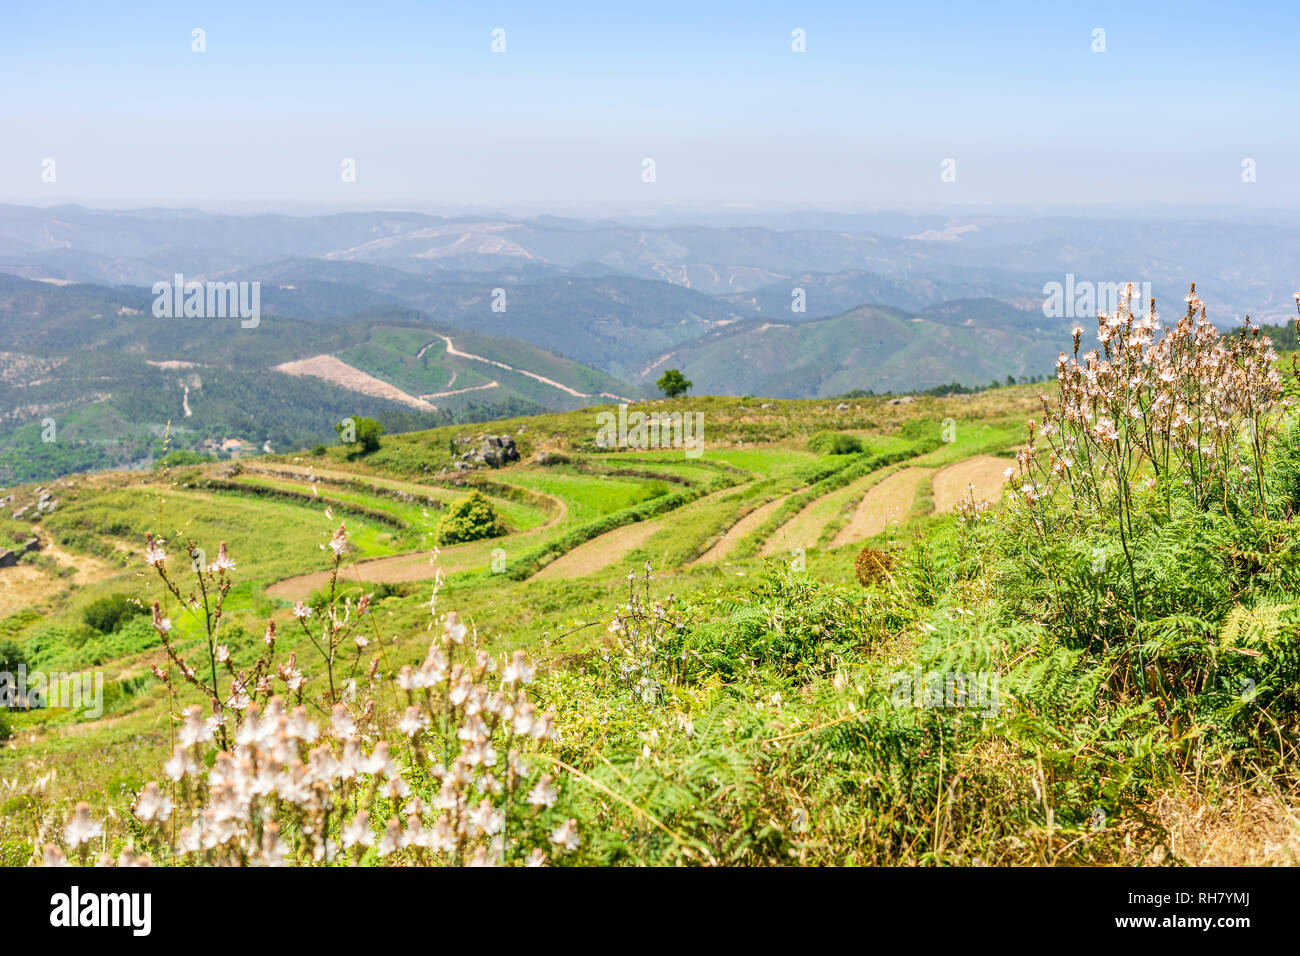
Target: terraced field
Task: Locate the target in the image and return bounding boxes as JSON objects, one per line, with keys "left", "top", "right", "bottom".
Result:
{"left": 761, "top": 467, "right": 901, "bottom": 556}
{"left": 2, "top": 400, "right": 1022, "bottom": 621}
{"left": 692, "top": 494, "right": 792, "bottom": 564}
{"left": 0, "top": 391, "right": 1033, "bottom": 842}
{"left": 931, "top": 455, "right": 1009, "bottom": 511}
{"left": 831, "top": 468, "right": 933, "bottom": 547}
{"left": 530, "top": 519, "right": 664, "bottom": 580}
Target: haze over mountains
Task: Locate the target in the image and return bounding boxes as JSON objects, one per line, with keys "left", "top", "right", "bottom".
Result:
{"left": 2, "top": 203, "right": 1297, "bottom": 483}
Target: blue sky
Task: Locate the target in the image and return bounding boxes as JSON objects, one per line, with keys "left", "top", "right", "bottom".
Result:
{"left": 2, "top": 0, "right": 1298, "bottom": 211}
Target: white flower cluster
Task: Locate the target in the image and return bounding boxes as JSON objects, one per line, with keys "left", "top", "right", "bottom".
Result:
{"left": 52, "top": 612, "right": 575, "bottom": 867}
{"left": 1011, "top": 284, "right": 1287, "bottom": 515}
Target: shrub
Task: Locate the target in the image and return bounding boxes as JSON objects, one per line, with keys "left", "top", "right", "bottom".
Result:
{"left": 672, "top": 570, "right": 881, "bottom": 683}
{"left": 0, "top": 638, "right": 26, "bottom": 674}
{"left": 809, "top": 431, "right": 864, "bottom": 455}
{"left": 855, "top": 547, "right": 893, "bottom": 587}
{"left": 82, "top": 594, "right": 147, "bottom": 634}
{"left": 1011, "top": 285, "right": 1285, "bottom": 612}
{"left": 437, "top": 491, "right": 505, "bottom": 545}
{"left": 47, "top": 529, "right": 575, "bottom": 868}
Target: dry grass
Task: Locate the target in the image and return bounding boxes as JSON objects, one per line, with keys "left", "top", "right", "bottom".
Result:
{"left": 831, "top": 468, "right": 931, "bottom": 547}
{"left": 931, "top": 455, "right": 1009, "bottom": 513}
{"left": 691, "top": 494, "right": 791, "bottom": 565}
{"left": 0, "top": 542, "right": 119, "bottom": 615}
{"left": 1152, "top": 779, "right": 1300, "bottom": 866}
{"left": 530, "top": 519, "right": 663, "bottom": 580}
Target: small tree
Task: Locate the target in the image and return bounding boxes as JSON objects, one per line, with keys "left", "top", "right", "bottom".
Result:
{"left": 656, "top": 369, "right": 692, "bottom": 399}
{"left": 336, "top": 416, "right": 385, "bottom": 456}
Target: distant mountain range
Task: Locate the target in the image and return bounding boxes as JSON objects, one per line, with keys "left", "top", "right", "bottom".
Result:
{"left": 2, "top": 204, "right": 1297, "bottom": 483}
{"left": 4, "top": 204, "right": 1298, "bottom": 320}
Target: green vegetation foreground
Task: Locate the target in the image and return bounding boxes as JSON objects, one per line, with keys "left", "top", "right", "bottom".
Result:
{"left": 8, "top": 287, "right": 1300, "bottom": 866}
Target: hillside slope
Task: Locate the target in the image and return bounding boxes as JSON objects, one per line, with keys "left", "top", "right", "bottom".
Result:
{"left": 641, "top": 303, "right": 1062, "bottom": 396}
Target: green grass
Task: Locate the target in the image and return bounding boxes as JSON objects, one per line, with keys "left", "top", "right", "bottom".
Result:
{"left": 7, "top": 375, "right": 1295, "bottom": 868}
{"left": 912, "top": 421, "right": 1020, "bottom": 466}
{"left": 496, "top": 469, "right": 673, "bottom": 524}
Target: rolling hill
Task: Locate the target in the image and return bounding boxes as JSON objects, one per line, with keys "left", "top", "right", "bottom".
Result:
{"left": 0, "top": 274, "right": 640, "bottom": 484}
{"left": 638, "top": 302, "right": 1062, "bottom": 397}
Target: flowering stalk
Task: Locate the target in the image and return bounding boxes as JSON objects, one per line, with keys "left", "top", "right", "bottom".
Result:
{"left": 1011, "top": 284, "right": 1288, "bottom": 595}
{"left": 52, "top": 533, "right": 575, "bottom": 867}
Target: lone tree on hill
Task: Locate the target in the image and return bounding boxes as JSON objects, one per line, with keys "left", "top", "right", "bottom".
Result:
{"left": 335, "top": 416, "right": 385, "bottom": 456}
{"left": 656, "top": 369, "right": 692, "bottom": 399}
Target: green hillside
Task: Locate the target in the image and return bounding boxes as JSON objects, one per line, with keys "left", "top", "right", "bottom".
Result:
{"left": 0, "top": 276, "right": 641, "bottom": 483}
{"left": 643, "top": 304, "right": 1063, "bottom": 396}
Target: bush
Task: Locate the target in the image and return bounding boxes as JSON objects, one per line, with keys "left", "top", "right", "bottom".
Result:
{"left": 676, "top": 571, "right": 882, "bottom": 682}
{"left": 808, "top": 431, "right": 864, "bottom": 455}
{"left": 437, "top": 491, "right": 506, "bottom": 545}
{"left": 0, "top": 709, "right": 11, "bottom": 742}
{"left": 82, "top": 594, "right": 147, "bottom": 634}
{"left": 0, "top": 639, "right": 26, "bottom": 674}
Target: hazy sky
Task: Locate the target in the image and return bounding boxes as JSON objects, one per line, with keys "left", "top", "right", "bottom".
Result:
{"left": 3, "top": 0, "right": 1298, "bottom": 213}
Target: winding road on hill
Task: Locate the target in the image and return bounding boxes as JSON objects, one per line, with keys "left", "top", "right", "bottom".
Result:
{"left": 418, "top": 380, "right": 501, "bottom": 400}
{"left": 419, "top": 334, "right": 635, "bottom": 403}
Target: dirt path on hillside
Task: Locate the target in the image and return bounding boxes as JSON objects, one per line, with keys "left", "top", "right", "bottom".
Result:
{"left": 0, "top": 542, "right": 119, "bottom": 615}
{"left": 690, "top": 494, "right": 791, "bottom": 565}
{"left": 420, "top": 334, "right": 634, "bottom": 403}
{"left": 245, "top": 462, "right": 429, "bottom": 492}
{"left": 831, "top": 469, "right": 930, "bottom": 547}
{"left": 241, "top": 463, "right": 553, "bottom": 515}
{"left": 529, "top": 520, "right": 663, "bottom": 581}
{"left": 931, "top": 455, "right": 1009, "bottom": 513}
{"left": 529, "top": 482, "right": 755, "bottom": 580}
{"left": 265, "top": 543, "right": 492, "bottom": 600}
